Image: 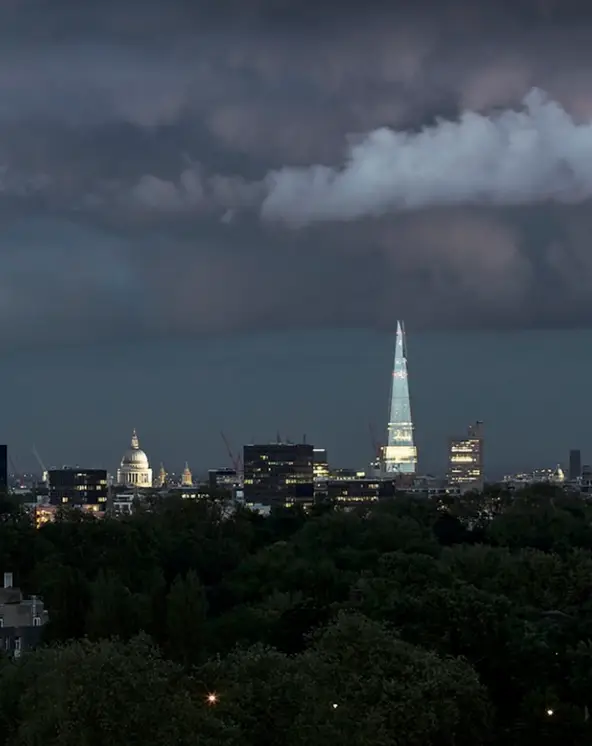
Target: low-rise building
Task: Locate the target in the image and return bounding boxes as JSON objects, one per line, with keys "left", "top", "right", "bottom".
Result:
{"left": 325, "top": 477, "right": 398, "bottom": 503}
{"left": 0, "top": 572, "right": 49, "bottom": 657}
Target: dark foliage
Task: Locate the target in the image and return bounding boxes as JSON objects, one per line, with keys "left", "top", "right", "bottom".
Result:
{"left": 1, "top": 485, "right": 592, "bottom": 745}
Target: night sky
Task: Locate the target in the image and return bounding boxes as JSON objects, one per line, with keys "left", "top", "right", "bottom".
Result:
{"left": 2, "top": 0, "right": 592, "bottom": 476}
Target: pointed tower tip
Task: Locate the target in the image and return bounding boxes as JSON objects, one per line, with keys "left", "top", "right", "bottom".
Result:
{"left": 131, "top": 429, "right": 139, "bottom": 449}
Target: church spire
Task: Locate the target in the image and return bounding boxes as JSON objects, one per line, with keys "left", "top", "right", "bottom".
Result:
{"left": 182, "top": 462, "right": 193, "bottom": 487}
{"left": 157, "top": 463, "right": 167, "bottom": 488}
{"left": 131, "top": 429, "right": 140, "bottom": 449}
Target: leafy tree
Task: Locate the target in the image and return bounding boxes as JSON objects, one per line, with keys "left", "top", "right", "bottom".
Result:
{"left": 292, "top": 612, "right": 493, "bottom": 746}
{"left": 86, "top": 570, "right": 147, "bottom": 641}
{"left": 0, "top": 635, "right": 237, "bottom": 746}
{"left": 200, "top": 612, "right": 492, "bottom": 746}
{"left": 166, "top": 570, "right": 208, "bottom": 665}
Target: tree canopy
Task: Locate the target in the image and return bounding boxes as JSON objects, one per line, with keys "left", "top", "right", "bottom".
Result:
{"left": 1, "top": 486, "right": 591, "bottom": 745}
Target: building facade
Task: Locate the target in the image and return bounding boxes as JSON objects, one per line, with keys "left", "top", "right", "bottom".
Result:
{"left": 243, "top": 443, "right": 314, "bottom": 506}
{"left": 448, "top": 421, "right": 484, "bottom": 488}
{"left": 383, "top": 321, "right": 417, "bottom": 474}
{"left": 209, "top": 468, "right": 239, "bottom": 490}
{"left": 326, "top": 477, "right": 397, "bottom": 504}
{"left": 0, "top": 572, "right": 48, "bottom": 657}
{"left": 48, "top": 468, "right": 108, "bottom": 509}
{"left": 313, "top": 448, "right": 329, "bottom": 479}
{"left": 117, "top": 430, "right": 153, "bottom": 488}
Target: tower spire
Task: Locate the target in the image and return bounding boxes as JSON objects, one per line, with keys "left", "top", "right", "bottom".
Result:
{"left": 131, "top": 429, "right": 139, "bottom": 449}
{"left": 383, "top": 320, "right": 417, "bottom": 474}
{"left": 181, "top": 462, "right": 193, "bottom": 487}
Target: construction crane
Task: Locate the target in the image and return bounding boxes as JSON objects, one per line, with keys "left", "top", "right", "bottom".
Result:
{"left": 220, "top": 432, "right": 243, "bottom": 473}
{"left": 8, "top": 454, "right": 19, "bottom": 477}
{"left": 368, "top": 422, "right": 385, "bottom": 476}
{"left": 32, "top": 445, "right": 48, "bottom": 485}
{"left": 368, "top": 423, "right": 382, "bottom": 460}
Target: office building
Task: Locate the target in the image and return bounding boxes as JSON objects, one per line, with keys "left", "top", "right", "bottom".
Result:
{"left": 326, "top": 477, "right": 397, "bottom": 504}
{"left": 313, "top": 448, "right": 329, "bottom": 479}
{"left": 209, "top": 468, "right": 239, "bottom": 490}
{"left": 48, "top": 468, "right": 108, "bottom": 510}
{"left": 243, "top": 443, "right": 314, "bottom": 506}
{"left": 0, "top": 445, "right": 6, "bottom": 493}
{"left": 382, "top": 321, "right": 417, "bottom": 474}
{"left": 569, "top": 450, "right": 582, "bottom": 481}
{"left": 448, "top": 421, "right": 484, "bottom": 489}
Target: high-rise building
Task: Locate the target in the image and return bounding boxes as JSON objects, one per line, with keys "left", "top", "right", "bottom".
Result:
{"left": 448, "top": 421, "right": 484, "bottom": 488}
{"left": 48, "top": 468, "right": 108, "bottom": 510}
{"left": 243, "top": 443, "right": 314, "bottom": 506}
{"left": 382, "top": 321, "right": 417, "bottom": 474}
{"left": 569, "top": 449, "right": 582, "bottom": 481}
{"left": 0, "top": 445, "right": 7, "bottom": 493}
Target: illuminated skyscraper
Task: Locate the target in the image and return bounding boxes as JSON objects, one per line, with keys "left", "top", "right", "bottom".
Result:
{"left": 448, "top": 421, "right": 484, "bottom": 488}
{"left": 382, "top": 321, "right": 417, "bottom": 474}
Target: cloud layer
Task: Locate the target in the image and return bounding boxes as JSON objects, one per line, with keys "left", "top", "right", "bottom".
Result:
{"left": 261, "top": 90, "right": 592, "bottom": 223}
{"left": 4, "top": 0, "right": 592, "bottom": 345}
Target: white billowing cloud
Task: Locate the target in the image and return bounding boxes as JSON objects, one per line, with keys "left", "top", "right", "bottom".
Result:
{"left": 260, "top": 89, "right": 592, "bottom": 225}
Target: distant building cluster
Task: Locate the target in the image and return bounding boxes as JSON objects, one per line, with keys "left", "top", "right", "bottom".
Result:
{"left": 0, "top": 320, "right": 476, "bottom": 516}
{"left": 4, "top": 318, "right": 589, "bottom": 520}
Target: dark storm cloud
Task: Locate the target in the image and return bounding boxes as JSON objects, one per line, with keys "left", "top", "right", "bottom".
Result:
{"left": 4, "top": 0, "right": 592, "bottom": 345}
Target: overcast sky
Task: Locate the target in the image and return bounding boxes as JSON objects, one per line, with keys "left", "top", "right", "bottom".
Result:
{"left": 3, "top": 0, "right": 592, "bottom": 475}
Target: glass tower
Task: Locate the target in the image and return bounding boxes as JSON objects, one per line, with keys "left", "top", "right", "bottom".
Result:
{"left": 383, "top": 321, "right": 417, "bottom": 474}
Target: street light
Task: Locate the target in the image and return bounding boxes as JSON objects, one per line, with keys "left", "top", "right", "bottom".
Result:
{"left": 546, "top": 709, "right": 554, "bottom": 717}
{"left": 207, "top": 693, "right": 218, "bottom": 705}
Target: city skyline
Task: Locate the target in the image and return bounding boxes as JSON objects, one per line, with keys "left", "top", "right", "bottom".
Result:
{"left": 3, "top": 0, "right": 592, "bottom": 482}
{"left": 2, "top": 327, "right": 591, "bottom": 479}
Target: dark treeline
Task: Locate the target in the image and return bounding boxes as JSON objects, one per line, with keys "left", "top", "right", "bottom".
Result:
{"left": 1, "top": 486, "right": 592, "bottom": 745}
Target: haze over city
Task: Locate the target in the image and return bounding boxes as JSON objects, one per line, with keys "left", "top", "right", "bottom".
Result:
{"left": 3, "top": 0, "right": 592, "bottom": 474}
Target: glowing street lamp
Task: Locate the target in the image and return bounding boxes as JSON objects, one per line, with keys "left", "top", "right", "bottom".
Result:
{"left": 546, "top": 709, "right": 554, "bottom": 717}
{"left": 207, "top": 693, "right": 218, "bottom": 705}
